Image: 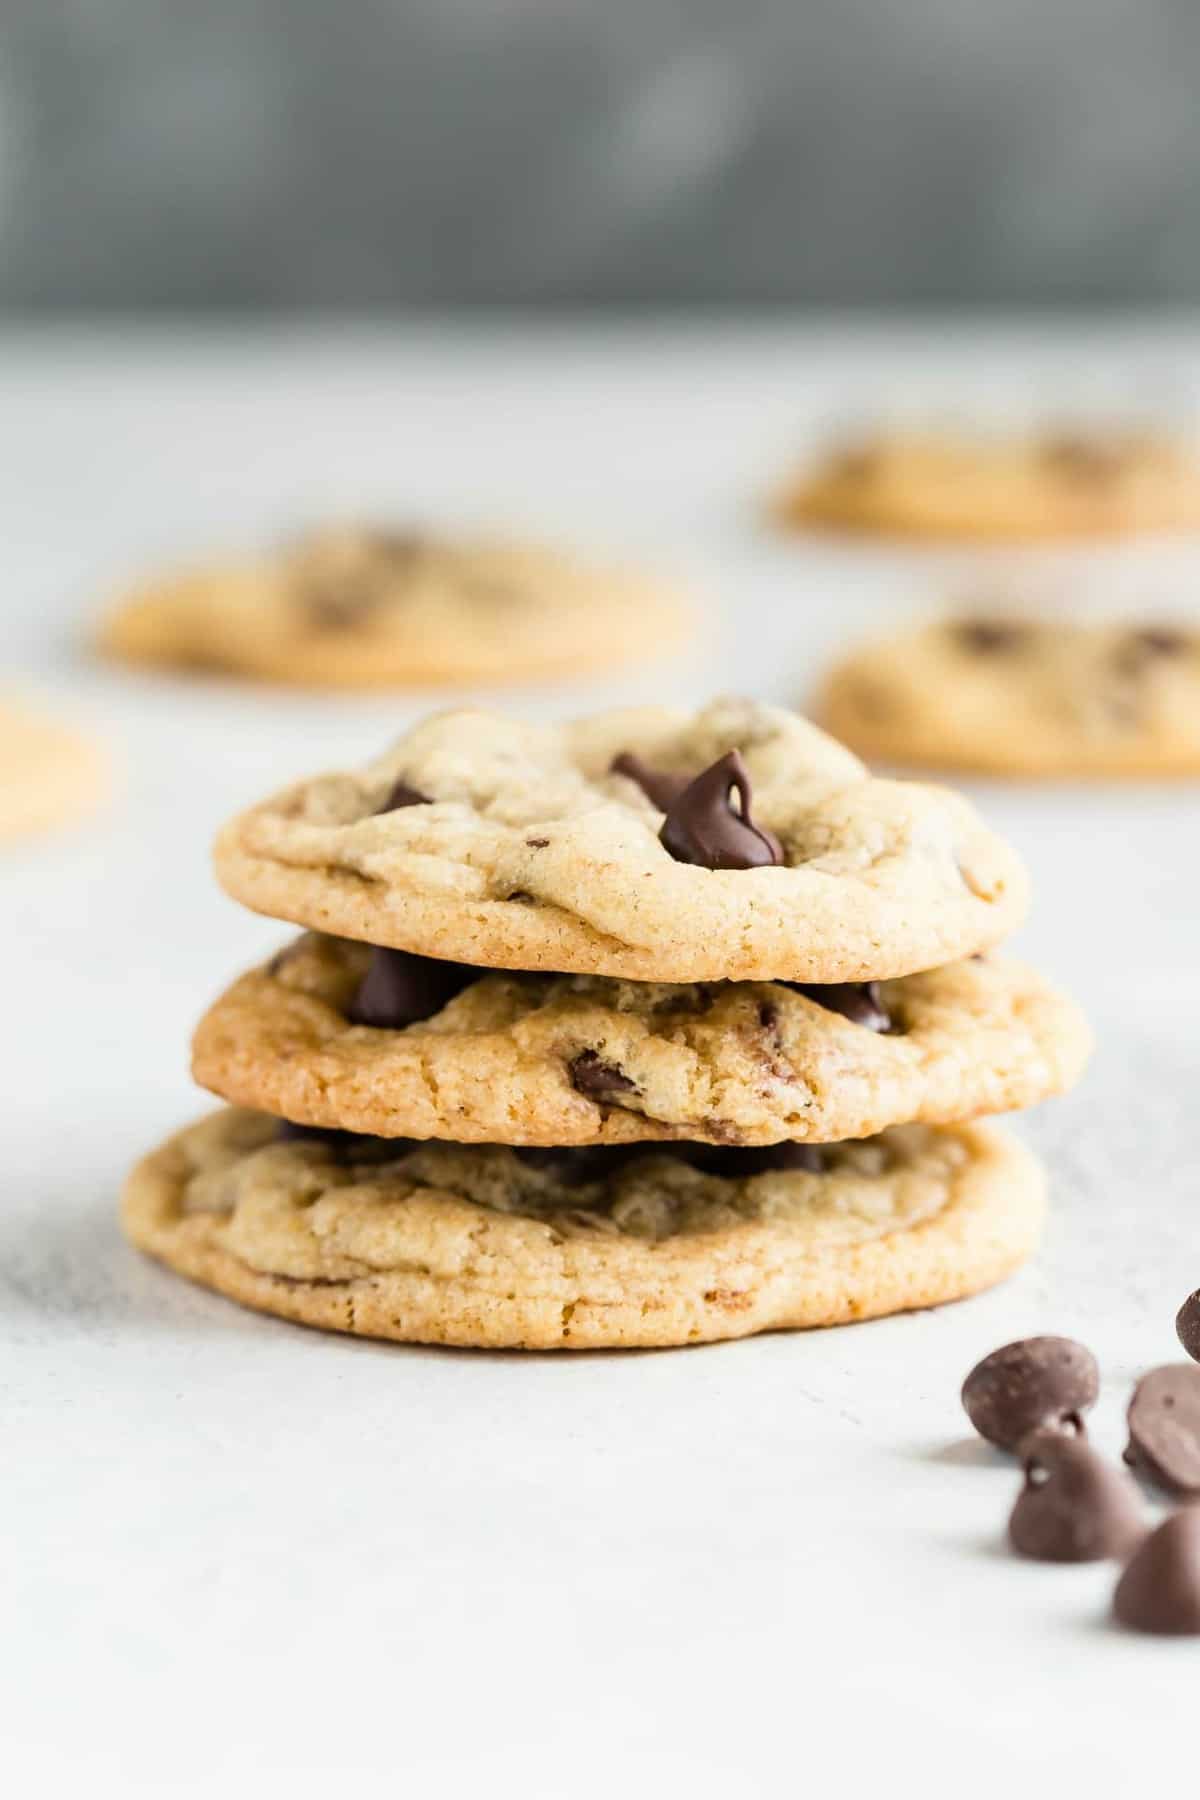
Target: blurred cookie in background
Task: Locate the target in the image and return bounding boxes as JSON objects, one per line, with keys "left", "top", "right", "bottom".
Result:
{"left": 96, "top": 525, "right": 693, "bottom": 689}
{"left": 815, "top": 615, "right": 1200, "bottom": 778}
{"left": 774, "top": 427, "right": 1200, "bottom": 542}
{"left": 1, "top": 697, "right": 109, "bottom": 839}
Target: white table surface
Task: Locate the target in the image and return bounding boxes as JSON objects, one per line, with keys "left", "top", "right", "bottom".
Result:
{"left": 6, "top": 319, "right": 1200, "bottom": 1797}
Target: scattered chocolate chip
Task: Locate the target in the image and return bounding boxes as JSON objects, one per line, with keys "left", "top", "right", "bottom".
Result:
{"left": 610, "top": 751, "right": 692, "bottom": 813}
{"left": 1176, "top": 1291, "right": 1200, "bottom": 1363}
{"left": 789, "top": 981, "right": 891, "bottom": 1033}
{"left": 376, "top": 778, "right": 430, "bottom": 814}
{"left": 525, "top": 837, "right": 550, "bottom": 849}
{"left": 1008, "top": 1431, "right": 1144, "bottom": 1563}
{"left": 951, "top": 619, "right": 1029, "bottom": 655}
{"left": 659, "top": 750, "right": 783, "bottom": 871}
{"left": 346, "top": 947, "right": 475, "bottom": 1030}
{"left": 1113, "top": 1509, "right": 1200, "bottom": 1636}
{"left": 1124, "top": 1364, "right": 1200, "bottom": 1496}
{"left": 568, "top": 1051, "right": 638, "bottom": 1103}
{"left": 961, "top": 1336, "right": 1099, "bottom": 1451}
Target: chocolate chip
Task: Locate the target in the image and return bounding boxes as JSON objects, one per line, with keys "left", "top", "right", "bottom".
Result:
{"left": 789, "top": 981, "right": 891, "bottom": 1033}
{"left": 684, "top": 1141, "right": 825, "bottom": 1176}
{"left": 1113, "top": 1509, "right": 1200, "bottom": 1636}
{"left": 1176, "top": 1291, "right": 1200, "bottom": 1363}
{"left": 346, "top": 947, "right": 475, "bottom": 1030}
{"left": 659, "top": 751, "right": 783, "bottom": 871}
{"left": 568, "top": 1051, "right": 637, "bottom": 1103}
{"left": 1008, "top": 1431, "right": 1144, "bottom": 1563}
{"left": 1040, "top": 433, "right": 1125, "bottom": 483}
{"left": 961, "top": 1336, "right": 1099, "bottom": 1451}
{"left": 375, "top": 779, "right": 429, "bottom": 814}
{"left": 951, "top": 619, "right": 1029, "bottom": 655}
{"left": 610, "top": 751, "right": 691, "bottom": 813}
{"left": 1131, "top": 627, "right": 1190, "bottom": 657}
{"left": 526, "top": 837, "right": 550, "bottom": 849}
{"left": 1124, "top": 1364, "right": 1200, "bottom": 1496}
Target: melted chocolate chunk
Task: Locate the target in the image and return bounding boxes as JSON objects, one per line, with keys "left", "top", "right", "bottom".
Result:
{"left": 951, "top": 619, "right": 1029, "bottom": 655}
{"left": 610, "top": 751, "right": 691, "bottom": 813}
{"left": 347, "top": 947, "right": 475, "bottom": 1030}
{"left": 659, "top": 751, "right": 783, "bottom": 871}
{"left": 1124, "top": 1364, "right": 1200, "bottom": 1496}
{"left": 1008, "top": 1431, "right": 1144, "bottom": 1564}
{"left": 789, "top": 981, "right": 891, "bottom": 1033}
{"left": 375, "top": 778, "right": 430, "bottom": 814}
{"left": 961, "top": 1336, "right": 1099, "bottom": 1452}
{"left": 568, "top": 1051, "right": 637, "bottom": 1103}
{"left": 1113, "top": 1510, "right": 1200, "bottom": 1636}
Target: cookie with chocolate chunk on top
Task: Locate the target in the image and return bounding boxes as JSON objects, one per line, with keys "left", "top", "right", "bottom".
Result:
{"left": 213, "top": 697, "right": 1029, "bottom": 983}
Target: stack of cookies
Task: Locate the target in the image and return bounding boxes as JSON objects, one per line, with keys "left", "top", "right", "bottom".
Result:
{"left": 121, "top": 698, "right": 1089, "bottom": 1351}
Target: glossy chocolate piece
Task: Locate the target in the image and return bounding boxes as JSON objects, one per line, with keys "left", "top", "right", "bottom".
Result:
{"left": 659, "top": 750, "right": 783, "bottom": 871}
{"left": 961, "top": 1336, "right": 1098, "bottom": 1452}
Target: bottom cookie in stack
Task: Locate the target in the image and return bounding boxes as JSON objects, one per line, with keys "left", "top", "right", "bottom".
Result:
{"left": 121, "top": 1108, "right": 1044, "bottom": 1351}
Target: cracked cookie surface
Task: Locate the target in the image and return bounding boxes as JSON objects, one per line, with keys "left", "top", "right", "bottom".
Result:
{"left": 192, "top": 933, "right": 1090, "bottom": 1145}
{"left": 96, "top": 525, "right": 689, "bottom": 687}
{"left": 213, "top": 697, "right": 1029, "bottom": 982}
{"left": 775, "top": 429, "right": 1200, "bottom": 540}
{"left": 120, "top": 1107, "right": 1045, "bottom": 1349}
{"left": 819, "top": 617, "right": 1200, "bottom": 778}
{"left": 0, "top": 700, "right": 107, "bottom": 840}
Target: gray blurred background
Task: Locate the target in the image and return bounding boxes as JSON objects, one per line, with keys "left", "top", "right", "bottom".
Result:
{"left": 3, "top": 0, "right": 1199, "bottom": 312}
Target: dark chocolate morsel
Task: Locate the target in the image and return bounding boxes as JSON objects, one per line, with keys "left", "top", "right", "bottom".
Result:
{"left": 659, "top": 750, "right": 784, "bottom": 871}
{"left": 610, "top": 751, "right": 692, "bottom": 813}
{"left": 568, "top": 1051, "right": 638, "bottom": 1103}
{"left": 1113, "top": 1509, "right": 1200, "bottom": 1636}
{"left": 347, "top": 947, "right": 475, "bottom": 1030}
{"left": 1040, "top": 434, "right": 1125, "bottom": 483}
{"left": 1008, "top": 1431, "right": 1144, "bottom": 1564}
{"left": 375, "top": 778, "right": 430, "bottom": 814}
{"left": 961, "top": 1335, "right": 1099, "bottom": 1451}
{"left": 1124, "top": 1364, "right": 1200, "bottom": 1496}
{"left": 951, "top": 619, "right": 1029, "bottom": 655}
{"left": 1176, "top": 1291, "right": 1200, "bottom": 1363}
{"left": 789, "top": 981, "right": 891, "bottom": 1033}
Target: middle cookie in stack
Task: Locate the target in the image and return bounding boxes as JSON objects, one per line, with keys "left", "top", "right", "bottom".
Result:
{"left": 127, "top": 697, "right": 1089, "bottom": 1350}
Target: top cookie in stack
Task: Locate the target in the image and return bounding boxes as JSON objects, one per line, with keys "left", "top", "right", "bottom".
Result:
{"left": 121, "top": 698, "right": 1089, "bottom": 1351}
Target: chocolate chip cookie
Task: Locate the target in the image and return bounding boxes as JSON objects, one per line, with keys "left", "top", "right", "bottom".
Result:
{"left": 96, "top": 525, "right": 690, "bottom": 687}
{"left": 120, "top": 1107, "right": 1046, "bottom": 1350}
{"left": 818, "top": 616, "right": 1200, "bottom": 778}
{"left": 192, "top": 933, "right": 1090, "bottom": 1146}
{"left": 775, "top": 428, "right": 1200, "bottom": 540}
{"left": 213, "top": 697, "right": 1029, "bottom": 981}
{"left": 0, "top": 699, "right": 108, "bottom": 840}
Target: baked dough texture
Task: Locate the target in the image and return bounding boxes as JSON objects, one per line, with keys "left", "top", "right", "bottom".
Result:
{"left": 97, "top": 526, "right": 690, "bottom": 687}
{"left": 818, "top": 617, "right": 1200, "bottom": 778}
{"left": 775, "top": 429, "right": 1200, "bottom": 541}
{"left": 120, "top": 1107, "right": 1046, "bottom": 1350}
{"left": 213, "top": 698, "right": 1030, "bottom": 981}
{"left": 192, "top": 933, "right": 1090, "bottom": 1146}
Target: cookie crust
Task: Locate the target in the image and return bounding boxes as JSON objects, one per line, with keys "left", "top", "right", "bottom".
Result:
{"left": 192, "top": 934, "right": 1090, "bottom": 1146}
{"left": 213, "top": 699, "right": 1029, "bottom": 982}
{"left": 120, "top": 1108, "right": 1046, "bottom": 1350}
